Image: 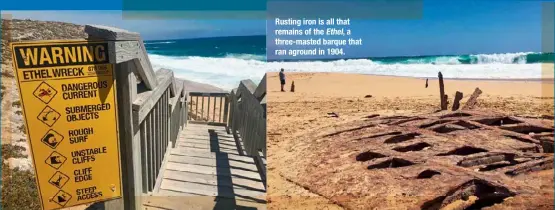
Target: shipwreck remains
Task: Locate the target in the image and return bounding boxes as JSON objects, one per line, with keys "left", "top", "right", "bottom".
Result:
{"left": 289, "top": 110, "right": 554, "bottom": 209}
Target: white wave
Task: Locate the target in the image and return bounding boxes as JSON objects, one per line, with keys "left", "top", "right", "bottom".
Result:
{"left": 224, "top": 53, "right": 266, "bottom": 61}
{"left": 380, "top": 52, "right": 537, "bottom": 65}
{"left": 148, "top": 54, "right": 544, "bottom": 90}
{"left": 144, "top": 41, "right": 176, "bottom": 45}
{"left": 470, "top": 52, "right": 533, "bottom": 64}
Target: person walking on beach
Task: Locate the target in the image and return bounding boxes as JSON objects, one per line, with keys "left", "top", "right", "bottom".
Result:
{"left": 279, "top": 68, "right": 286, "bottom": 92}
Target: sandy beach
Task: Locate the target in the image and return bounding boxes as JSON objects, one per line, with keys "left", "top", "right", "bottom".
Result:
{"left": 266, "top": 71, "right": 554, "bottom": 209}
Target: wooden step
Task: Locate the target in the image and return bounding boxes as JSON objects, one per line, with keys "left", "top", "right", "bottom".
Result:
{"left": 164, "top": 162, "right": 262, "bottom": 181}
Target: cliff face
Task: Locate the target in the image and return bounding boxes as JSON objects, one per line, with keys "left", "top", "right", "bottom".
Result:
{"left": 1, "top": 19, "right": 87, "bottom": 170}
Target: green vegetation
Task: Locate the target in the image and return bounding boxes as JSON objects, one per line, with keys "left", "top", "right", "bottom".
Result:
{"left": 1, "top": 70, "right": 14, "bottom": 78}
{"left": 1, "top": 163, "right": 41, "bottom": 210}
{"left": 1, "top": 144, "right": 40, "bottom": 210}
{"left": 17, "top": 125, "right": 25, "bottom": 133}
{"left": 1, "top": 144, "right": 26, "bottom": 159}
{"left": 11, "top": 100, "right": 21, "bottom": 108}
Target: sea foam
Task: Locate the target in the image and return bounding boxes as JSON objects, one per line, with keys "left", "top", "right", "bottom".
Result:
{"left": 148, "top": 53, "right": 546, "bottom": 90}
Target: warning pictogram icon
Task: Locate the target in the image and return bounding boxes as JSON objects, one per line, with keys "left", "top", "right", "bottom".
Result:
{"left": 50, "top": 190, "right": 71, "bottom": 207}
{"left": 48, "top": 171, "right": 69, "bottom": 189}
{"left": 37, "top": 106, "right": 61, "bottom": 127}
{"left": 33, "top": 82, "right": 57, "bottom": 104}
{"left": 41, "top": 129, "right": 64, "bottom": 149}
{"left": 45, "top": 151, "right": 67, "bottom": 170}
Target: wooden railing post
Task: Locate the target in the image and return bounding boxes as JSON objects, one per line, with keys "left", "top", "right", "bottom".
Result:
{"left": 85, "top": 24, "right": 153, "bottom": 210}
{"left": 85, "top": 25, "right": 197, "bottom": 208}
{"left": 103, "top": 60, "right": 142, "bottom": 210}
{"left": 224, "top": 95, "right": 230, "bottom": 133}
{"left": 85, "top": 25, "right": 158, "bottom": 90}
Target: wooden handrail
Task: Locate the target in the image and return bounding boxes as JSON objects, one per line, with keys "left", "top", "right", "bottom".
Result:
{"left": 188, "top": 91, "right": 230, "bottom": 125}
{"left": 227, "top": 75, "right": 267, "bottom": 187}
{"left": 85, "top": 25, "right": 188, "bottom": 210}
{"left": 132, "top": 69, "right": 176, "bottom": 128}
{"left": 186, "top": 76, "right": 267, "bottom": 188}
{"left": 86, "top": 24, "right": 266, "bottom": 209}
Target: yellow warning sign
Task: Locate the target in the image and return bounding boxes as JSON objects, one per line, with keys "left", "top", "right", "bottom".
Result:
{"left": 11, "top": 40, "right": 122, "bottom": 210}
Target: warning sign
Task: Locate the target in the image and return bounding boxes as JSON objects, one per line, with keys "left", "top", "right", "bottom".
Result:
{"left": 50, "top": 190, "right": 72, "bottom": 207}
{"left": 37, "top": 106, "right": 61, "bottom": 127}
{"left": 41, "top": 129, "right": 64, "bottom": 149}
{"left": 49, "top": 171, "right": 70, "bottom": 189}
{"left": 11, "top": 40, "right": 122, "bottom": 210}
{"left": 45, "top": 151, "right": 67, "bottom": 170}
{"left": 34, "top": 82, "right": 57, "bottom": 104}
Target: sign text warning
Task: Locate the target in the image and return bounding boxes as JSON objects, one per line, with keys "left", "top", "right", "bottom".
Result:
{"left": 11, "top": 40, "right": 122, "bottom": 210}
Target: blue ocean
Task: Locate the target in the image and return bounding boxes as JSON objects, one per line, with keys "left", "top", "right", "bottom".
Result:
{"left": 145, "top": 35, "right": 553, "bottom": 90}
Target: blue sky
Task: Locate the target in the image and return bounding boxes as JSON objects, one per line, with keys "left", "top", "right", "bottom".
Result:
{"left": 5, "top": 10, "right": 265, "bottom": 40}
{"left": 5, "top": 0, "right": 550, "bottom": 57}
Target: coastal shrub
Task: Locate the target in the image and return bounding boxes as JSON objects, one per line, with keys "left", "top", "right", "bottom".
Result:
{"left": 1, "top": 144, "right": 40, "bottom": 210}
{"left": 11, "top": 100, "right": 21, "bottom": 107}
{"left": 1, "top": 162, "right": 41, "bottom": 210}
{"left": 17, "top": 124, "right": 25, "bottom": 133}
{"left": 1, "top": 70, "right": 14, "bottom": 78}
{"left": 1, "top": 144, "right": 26, "bottom": 159}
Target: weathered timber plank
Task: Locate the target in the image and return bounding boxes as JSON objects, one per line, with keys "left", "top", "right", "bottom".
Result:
{"left": 160, "top": 179, "right": 265, "bottom": 199}
{"left": 169, "top": 73, "right": 177, "bottom": 97}
{"left": 140, "top": 119, "right": 149, "bottom": 193}
{"left": 110, "top": 61, "right": 142, "bottom": 209}
{"left": 169, "top": 152, "right": 255, "bottom": 165}
{"left": 452, "top": 91, "right": 464, "bottom": 111}
{"left": 182, "top": 123, "right": 228, "bottom": 130}
{"left": 176, "top": 143, "right": 238, "bottom": 151}
{"left": 176, "top": 140, "right": 238, "bottom": 148}
{"left": 171, "top": 149, "right": 216, "bottom": 159}
{"left": 180, "top": 132, "right": 233, "bottom": 138}
{"left": 170, "top": 79, "right": 184, "bottom": 113}
{"left": 168, "top": 156, "right": 259, "bottom": 172}
{"left": 133, "top": 69, "right": 173, "bottom": 126}
{"left": 164, "top": 170, "right": 218, "bottom": 185}
{"left": 462, "top": 87, "right": 483, "bottom": 110}
{"left": 153, "top": 103, "right": 160, "bottom": 181}
{"left": 143, "top": 192, "right": 267, "bottom": 210}
{"left": 152, "top": 190, "right": 267, "bottom": 208}
{"left": 85, "top": 24, "right": 141, "bottom": 40}
{"left": 85, "top": 25, "right": 157, "bottom": 90}
{"left": 179, "top": 140, "right": 237, "bottom": 149}
{"left": 438, "top": 72, "right": 447, "bottom": 110}
{"left": 155, "top": 190, "right": 201, "bottom": 197}
{"left": 162, "top": 170, "right": 265, "bottom": 191}
{"left": 175, "top": 137, "right": 214, "bottom": 144}
{"left": 152, "top": 142, "right": 172, "bottom": 194}
{"left": 146, "top": 111, "right": 154, "bottom": 191}
{"left": 135, "top": 40, "right": 158, "bottom": 89}
{"left": 240, "top": 80, "right": 257, "bottom": 94}
{"left": 179, "top": 133, "right": 235, "bottom": 141}
{"left": 109, "top": 41, "right": 139, "bottom": 64}
{"left": 175, "top": 146, "right": 240, "bottom": 155}
{"left": 189, "top": 92, "right": 229, "bottom": 97}
{"left": 165, "top": 162, "right": 262, "bottom": 180}
{"left": 253, "top": 74, "right": 266, "bottom": 101}
{"left": 177, "top": 142, "right": 239, "bottom": 151}
{"left": 160, "top": 179, "right": 218, "bottom": 196}
{"left": 183, "top": 127, "right": 228, "bottom": 133}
